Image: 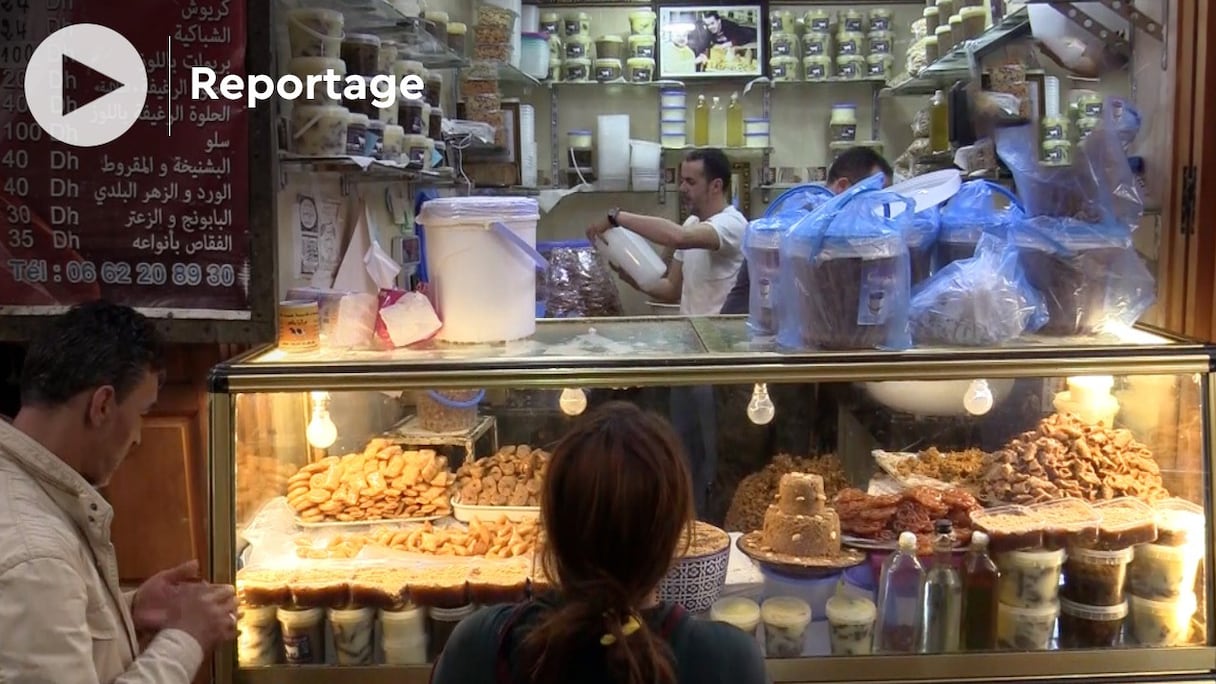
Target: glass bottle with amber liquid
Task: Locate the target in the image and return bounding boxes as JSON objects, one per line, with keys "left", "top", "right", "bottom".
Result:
{"left": 693, "top": 94, "right": 710, "bottom": 147}
{"left": 960, "top": 530, "right": 999, "bottom": 650}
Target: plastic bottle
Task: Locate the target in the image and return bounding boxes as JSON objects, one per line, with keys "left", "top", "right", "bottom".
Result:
{"left": 709, "top": 95, "right": 726, "bottom": 147}
{"left": 726, "top": 92, "right": 744, "bottom": 147}
{"left": 919, "top": 519, "right": 962, "bottom": 653}
{"left": 929, "top": 89, "right": 949, "bottom": 153}
{"left": 960, "top": 530, "right": 999, "bottom": 650}
{"left": 875, "top": 531, "right": 925, "bottom": 653}
{"left": 693, "top": 94, "right": 709, "bottom": 147}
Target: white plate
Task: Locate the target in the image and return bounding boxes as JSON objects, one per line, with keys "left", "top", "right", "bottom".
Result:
{"left": 887, "top": 169, "right": 962, "bottom": 214}
{"left": 450, "top": 495, "right": 541, "bottom": 523}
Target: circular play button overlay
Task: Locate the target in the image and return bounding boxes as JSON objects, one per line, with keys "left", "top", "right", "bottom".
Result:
{"left": 24, "top": 23, "right": 149, "bottom": 148}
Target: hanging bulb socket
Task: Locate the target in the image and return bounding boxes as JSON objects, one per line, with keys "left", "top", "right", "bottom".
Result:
{"left": 963, "top": 379, "right": 994, "bottom": 416}
{"left": 559, "top": 387, "right": 587, "bottom": 416}
{"left": 747, "top": 383, "right": 775, "bottom": 425}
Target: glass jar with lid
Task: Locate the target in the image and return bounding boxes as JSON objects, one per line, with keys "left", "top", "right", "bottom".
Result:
{"left": 770, "top": 56, "right": 799, "bottom": 81}
{"left": 770, "top": 32, "right": 798, "bottom": 58}
{"left": 803, "top": 55, "right": 832, "bottom": 81}
{"left": 837, "top": 31, "right": 864, "bottom": 57}
{"left": 564, "top": 34, "right": 591, "bottom": 60}
{"left": 1077, "top": 116, "right": 1100, "bottom": 139}
{"left": 626, "top": 57, "right": 655, "bottom": 83}
{"left": 595, "top": 58, "right": 622, "bottom": 82}
{"left": 837, "top": 54, "right": 865, "bottom": 80}
{"left": 924, "top": 6, "right": 941, "bottom": 33}
{"left": 924, "top": 36, "right": 940, "bottom": 63}
{"left": 840, "top": 8, "right": 866, "bottom": 33}
{"left": 628, "top": 34, "right": 656, "bottom": 59}
{"left": 960, "top": 7, "right": 987, "bottom": 39}
{"left": 804, "top": 9, "right": 831, "bottom": 33}
{"left": 540, "top": 12, "right": 560, "bottom": 35}
{"left": 563, "top": 58, "right": 590, "bottom": 82}
{"left": 830, "top": 104, "right": 858, "bottom": 142}
{"left": 803, "top": 33, "right": 829, "bottom": 58}
{"left": 564, "top": 12, "right": 590, "bottom": 37}
{"left": 935, "top": 0, "right": 956, "bottom": 20}
{"left": 1073, "top": 89, "right": 1102, "bottom": 117}
{"left": 935, "top": 25, "right": 954, "bottom": 54}
{"left": 770, "top": 10, "right": 796, "bottom": 34}
{"left": 868, "top": 30, "right": 894, "bottom": 55}
{"left": 870, "top": 8, "right": 894, "bottom": 31}
{"left": 866, "top": 53, "right": 894, "bottom": 81}
{"left": 949, "top": 15, "right": 964, "bottom": 48}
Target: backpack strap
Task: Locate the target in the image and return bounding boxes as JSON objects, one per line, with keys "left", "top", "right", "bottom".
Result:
{"left": 494, "top": 600, "right": 537, "bottom": 684}
{"left": 657, "top": 603, "right": 689, "bottom": 641}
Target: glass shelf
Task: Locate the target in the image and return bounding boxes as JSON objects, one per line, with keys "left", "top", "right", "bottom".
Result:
{"left": 279, "top": 153, "right": 455, "bottom": 184}
{"left": 300, "top": 0, "right": 469, "bottom": 69}
{"left": 884, "top": 6, "right": 1031, "bottom": 96}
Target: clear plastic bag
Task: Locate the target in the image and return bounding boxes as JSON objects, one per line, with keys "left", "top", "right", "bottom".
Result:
{"left": 744, "top": 212, "right": 799, "bottom": 336}
{"left": 536, "top": 239, "right": 622, "bottom": 318}
{"left": 1010, "top": 216, "right": 1155, "bottom": 336}
{"left": 778, "top": 186, "right": 913, "bottom": 351}
{"left": 936, "top": 179, "right": 1024, "bottom": 270}
{"left": 909, "top": 233, "right": 1048, "bottom": 346}
{"left": 996, "top": 96, "right": 1143, "bottom": 229}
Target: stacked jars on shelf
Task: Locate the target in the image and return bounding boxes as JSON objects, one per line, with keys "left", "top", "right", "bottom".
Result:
{"left": 971, "top": 495, "right": 1207, "bottom": 650}
{"left": 660, "top": 88, "right": 687, "bottom": 147}
{"left": 912, "top": 0, "right": 988, "bottom": 74}
{"left": 286, "top": 8, "right": 424, "bottom": 165}
{"left": 551, "top": 9, "right": 657, "bottom": 83}
{"left": 773, "top": 8, "right": 894, "bottom": 83}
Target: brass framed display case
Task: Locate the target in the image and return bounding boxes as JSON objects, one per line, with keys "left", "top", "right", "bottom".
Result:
{"left": 209, "top": 317, "right": 1216, "bottom": 684}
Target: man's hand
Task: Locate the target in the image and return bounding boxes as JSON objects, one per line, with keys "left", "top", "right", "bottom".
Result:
{"left": 585, "top": 216, "right": 612, "bottom": 244}
{"left": 166, "top": 583, "right": 239, "bottom": 653}
{"left": 132, "top": 560, "right": 202, "bottom": 633}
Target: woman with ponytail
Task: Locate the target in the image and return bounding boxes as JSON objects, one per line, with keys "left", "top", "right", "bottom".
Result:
{"left": 432, "top": 401, "right": 768, "bottom": 684}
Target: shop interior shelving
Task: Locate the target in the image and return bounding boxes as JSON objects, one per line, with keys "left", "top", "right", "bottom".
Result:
{"left": 278, "top": 154, "right": 457, "bottom": 195}
{"left": 299, "top": 0, "right": 470, "bottom": 69}
{"left": 883, "top": 6, "right": 1032, "bottom": 97}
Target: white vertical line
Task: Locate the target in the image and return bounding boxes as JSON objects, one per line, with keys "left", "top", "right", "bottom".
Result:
{"left": 167, "top": 35, "right": 172, "bottom": 137}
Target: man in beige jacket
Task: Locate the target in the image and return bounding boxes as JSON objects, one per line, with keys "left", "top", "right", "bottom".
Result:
{"left": 0, "top": 301, "right": 238, "bottom": 683}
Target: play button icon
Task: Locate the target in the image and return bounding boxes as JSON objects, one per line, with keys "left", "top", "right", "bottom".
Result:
{"left": 24, "top": 24, "right": 148, "bottom": 148}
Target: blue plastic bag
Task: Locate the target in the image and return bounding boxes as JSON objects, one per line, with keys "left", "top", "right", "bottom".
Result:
{"left": 1011, "top": 216, "right": 1155, "bottom": 335}
{"left": 765, "top": 183, "right": 836, "bottom": 217}
{"left": 744, "top": 212, "right": 802, "bottom": 336}
{"left": 909, "top": 233, "right": 1047, "bottom": 347}
{"left": 936, "top": 180, "right": 1025, "bottom": 270}
{"left": 778, "top": 188, "right": 913, "bottom": 351}
{"left": 996, "top": 96, "right": 1144, "bottom": 230}
{"left": 906, "top": 205, "right": 941, "bottom": 286}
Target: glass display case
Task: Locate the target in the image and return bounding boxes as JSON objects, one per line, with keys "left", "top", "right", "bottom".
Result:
{"left": 208, "top": 317, "right": 1216, "bottom": 684}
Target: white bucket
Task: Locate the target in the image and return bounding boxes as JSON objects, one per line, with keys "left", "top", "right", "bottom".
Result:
{"left": 419, "top": 197, "right": 546, "bottom": 343}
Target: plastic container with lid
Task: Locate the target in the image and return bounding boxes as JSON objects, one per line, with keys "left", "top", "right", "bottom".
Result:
{"left": 287, "top": 8, "right": 344, "bottom": 59}
{"left": 923, "top": 36, "right": 940, "bottom": 63}
{"left": 744, "top": 118, "right": 769, "bottom": 135}
{"left": 290, "top": 105, "right": 349, "bottom": 156}
{"left": 805, "top": 9, "right": 831, "bottom": 33}
{"left": 803, "top": 33, "right": 828, "bottom": 57}
{"left": 770, "top": 32, "right": 797, "bottom": 58}
{"left": 521, "top": 32, "right": 550, "bottom": 79}
{"left": 341, "top": 76, "right": 379, "bottom": 117}
{"left": 660, "top": 89, "right": 685, "bottom": 109}
{"left": 366, "top": 119, "right": 386, "bottom": 158}
{"left": 565, "top": 11, "right": 590, "bottom": 37}
{"left": 868, "top": 30, "right": 894, "bottom": 55}
{"left": 424, "top": 10, "right": 449, "bottom": 44}
{"left": 870, "top": 8, "right": 893, "bottom": 31}
{"left": 382, "top": 124, "right": 406, "bottom": 162}
{"left": 825, "top": 591, "right": 877, "bottom": 655}
{"left": 660, "top": 106, "right": 686, "bottom": 123}
{"left": 237, "top": 605, "right": 280, "bottom": 667}
{"left": 935, "top": 25, "right": 955, "bottom": 55}
{"left": 341, "top": 33, "right": 381, "bottom": 77}
{"left": 568, "top": 129, "right": 593, "bottom": 150}
{"left": 596, "top": 227, "right": 665, "bottom": 290}
{"left": 1129, "top": 592, "right": 1197, "bottom": 646}
{"left": 345, "top": 112, "right": 370, "bottom": 156}
{"left": 1030, "top": 498, "right": 1099, "bottom": 550}
{"left": 548, "top": 34, "right": 563, "bottom": 60}
{"left": 629, "top": 10, "right": 656, "bottom": 35}
{"left": 949, "top": 15, "right": 964, "bottom": 47}
{"left": 378, "top": 40, "right": 400, "bottom": 75}
{"left": 924, "top": 6, "right": 941, "bottom": 33}
{"left": 960, "top": 6, "right": 987, "bottom": 39}
{"left": 1153, "top": 498, "right": 1205, "bottom": 548}
{"left": 424, "top": 71, "right": 443, "bottom": 107}
{"left": 626, "top": 57, "right": 654, "bottom": 83}
{"left": 628, "top": 34, "right": 656, "bottom": 59}
{"left": 427, "top": 604, "right": 476, "bottom": 661}
{"left": 770, "top": 56, "right": 799, "bottom": 81}
{"left": 661, "top": 132, "right": 686, "bottom": 148}
{"left": 660, "top": 121, "right": 685, "bottom": 136}
{"left": 596, "top": 35, "right": 624, "bottom": 61}
{"left": 539, "top": 12, "right": 560, "bottom": 35}
{"left": 1130, "top": 542, "right": 1204, "bottom": 601}
{"left": 760, "top": 597, "right": 812, "bottom": 658}
{"left": 996, "top": 600, "right": 1059, "bottom": 650}
{"left": 1073, "top": 89, "right": 1103, "bottom": 117}
{"left": 428, "top": 106, "right": 444, "bottom": 141}
{"left": 746, "top": 131, "right": 769, "bottom": 148}
{"left": 970, "top": 505, "right": 1044, "bottom": 553}
{"left": 329, "top": 606, "right": 375, "bottom": 665}
{"left": 837, "top": 31, "right": 863, "bottom": 56}
{"left": 840, "top": 8, "right": 867, "bottom": 33}
{"left": 803, "top": 55, "right": 832, "bottom": 81}
{"left": 1062, "top": 546, "right": 1134, "bottom": 606}
{"left": 289, "top": 57, "right": 345, "bottom": 106}
{"left": 564, "top": 34, "right": 591, "bottom": 60}
{"left": 1093, "top": 497, "right": 1159, "bottom": 550}
{"left": 1077, "top": 116, "right": 1101, "bottom": 139}
{"left": 1059, "top": 598, "right": 1127, "bottom": 648}
{"left": 935, "top": 0, "right": 956, "bottom": 19}
{"left": 710, "top": 596, "right": 762, "bottom": 635}
{"left": 278, "top": 607, "right": 325, "bottom": 664}
{"left": 770, "top": 10, "right": 795, "bottom": 34}
{"left": 829, "top": 104, "right": 857, "bottom": 142}
{"left": 996, "top": 548, "right": 1066, "bottom": 608}
{"left": 595, "top": 58, "right": 622, "bottom": 83}
{"left": 866, "top": 54, "right": 894, "bottom": 81}
{"left": 837, "top": 55, "right": 865, "bottom": 80}
{"left": 446, "top": 22, "right": 467, "bottom": 55}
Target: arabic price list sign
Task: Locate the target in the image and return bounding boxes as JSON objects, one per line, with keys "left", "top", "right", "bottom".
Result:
{"left": 0, "top": 0, "right": 250, "bottom": 318}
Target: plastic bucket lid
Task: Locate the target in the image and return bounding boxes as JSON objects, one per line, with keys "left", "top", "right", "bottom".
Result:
{"left": 1060, "top": 597, "right": 1128, "bottom": 620}
{"left": 887, "top": 168, "right": 962, "bottom": 215}
{"left": 418, "top": 196, "right": 540, "bottom": 225}
{"left": 1000, "top": 547, "right": 1066, "bottom": 568}
{"left": 760, "top": 596, "right": 812, "bottom": 628}
{"left": 1068, "top": 546, "right": 1134, "bottom": 565}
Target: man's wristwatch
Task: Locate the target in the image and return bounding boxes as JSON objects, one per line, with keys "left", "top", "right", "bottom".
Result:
{"left": 607, "top": 207, "right": 621, "bottom": 227}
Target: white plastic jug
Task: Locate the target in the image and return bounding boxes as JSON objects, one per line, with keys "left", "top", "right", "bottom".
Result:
{"left": 419, "top": 197, "right": 548, "bottom": 343}
{"left": 596, "top": 226, "right": 665, "bottom": 290}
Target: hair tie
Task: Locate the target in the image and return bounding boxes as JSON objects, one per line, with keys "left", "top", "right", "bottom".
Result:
{"left": 599, "top": 613, "right": 642, "bottom": 646}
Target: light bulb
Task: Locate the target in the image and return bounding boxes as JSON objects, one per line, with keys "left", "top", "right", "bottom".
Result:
{"left": 963, "top": 379, "right": 994, "bottom": 416}
{"left": 559, "top": 387, "right": 587, "bottom": 416}
{"left": 747, "top": 383, "right": 775, "bottom": 425}
{"left": 306, "top": 407, "right": 338, "bottom": 449}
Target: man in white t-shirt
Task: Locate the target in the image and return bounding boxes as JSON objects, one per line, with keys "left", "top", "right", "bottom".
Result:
{"left": 587, "top": 148, "right": 746, "bottom": 514}
{"left": 587, "top": 148, "right": 748, "bottom": 316}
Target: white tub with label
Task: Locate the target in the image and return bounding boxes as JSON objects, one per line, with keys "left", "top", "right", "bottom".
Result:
{"left": 418, "top": 197, "right": 547, "bottom": 343}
